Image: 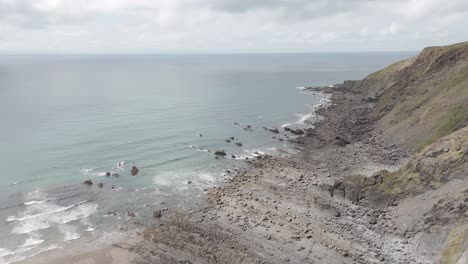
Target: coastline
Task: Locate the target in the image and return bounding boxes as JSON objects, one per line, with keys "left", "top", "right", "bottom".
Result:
{"left": 119, "top": 85, "right": 413, "bottom": 263}
{"left": 26, "top": 84, "right": 413, "bottom": 263}
{"left": 15, "top": 39, "right": 468, "bottom": 264}
{"left": 12, "top": 91, "right": 332, "bottom": 264}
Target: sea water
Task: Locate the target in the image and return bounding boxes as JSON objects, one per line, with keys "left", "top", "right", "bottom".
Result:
{"left": 0, "top": 52, "right": 414, "bottom": 263}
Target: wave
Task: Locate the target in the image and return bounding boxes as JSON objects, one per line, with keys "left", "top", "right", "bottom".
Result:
{"left": 190, "top": 145, "right": 210, "bottom": 153}
{"left": 9, "top": 201, "right": 98, "bottom": 235}
{"left": 24, "top": 200, "right": 48, "bottom": 206}
{"left": 3, "top": 244, "right": 60, "bottom": 264}
{"left": 80, "top": 168, "right": 107, "bottom": 177}
{"left": 19, "top": 238, "right": 44, "bottom": 248}
{"left": 7, "top": 201, "right": 87, "bottom": 222}
{"left": 295, "top": 113, "right": 314, "bottom": 124}
{"left": 59, "top": 225, "right": 81, "bottom": 242}
{"left": 0, "top": 246, "right": 36, "bottom": 257}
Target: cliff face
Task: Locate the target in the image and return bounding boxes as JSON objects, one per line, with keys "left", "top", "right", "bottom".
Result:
{"left": 339, "top": 42, "right": 468, "bottom": 264}
{"left": 347, "top": 41, "right": 468, "bottom": 153}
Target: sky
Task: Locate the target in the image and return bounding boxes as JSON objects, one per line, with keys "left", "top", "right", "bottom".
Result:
{"left": 1, "top": 0, "right": 468, "bottom": 53}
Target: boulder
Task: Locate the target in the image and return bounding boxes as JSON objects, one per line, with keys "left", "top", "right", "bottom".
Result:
{"left": 131, "top": 166, "right": 139, "bottom": 176}
{"left": 83, "top": 180, "right": 93, "bottom": 186}
{"left": 335, "top": 136, "right": 350, "bottom": 146}
{"left": 290, "top": 128, "right": 305, "bottom": 135}
{"left": 153, "top": 209, "right": 162, "bottom": 218}
{"left": 268, "top": 128, "right": 280, "bottom": 133}
{"left": 106, "top": 172, "right": 111, "bottom": 177}
{"left": 214, "top": 150, "right": 227, "bottom": 156}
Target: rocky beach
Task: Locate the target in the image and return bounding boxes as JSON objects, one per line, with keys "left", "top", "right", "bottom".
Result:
{"left": 17, "top": 42, "right": 468, "bottom": 264}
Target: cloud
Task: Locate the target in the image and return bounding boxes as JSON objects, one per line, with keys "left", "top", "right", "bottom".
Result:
{"left": 0, "top": 0, "right": 467, "bottom": 53}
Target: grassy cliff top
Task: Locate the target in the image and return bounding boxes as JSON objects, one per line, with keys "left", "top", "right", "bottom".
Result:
{"left": 353, "top": 41, "right": 468, "bottom": 152}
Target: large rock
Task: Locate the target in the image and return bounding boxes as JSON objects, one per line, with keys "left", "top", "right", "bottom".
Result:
{"left": 83, "top": 180, "right": 93, "bottom": 186}
{"left": 153, "top": 209, "right": 162, "bottom": 218}
{"left": 268, "top": 128, "right": 280, "bottom": 134}
{"left": 214, "top": 150, "right": 227, "bottom": 156}
{"left": 335, "top": 136, "right": 350, "bottom": 146}
{"left": 131, "top": 166, "right": 139, "bottom": 176}
{"left": 290, "top": 128, "right": 305, "bottom": 135}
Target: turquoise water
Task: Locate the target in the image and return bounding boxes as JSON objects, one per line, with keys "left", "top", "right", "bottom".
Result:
{"left": 0, "top": 52, "right": 414, "bottom": 262}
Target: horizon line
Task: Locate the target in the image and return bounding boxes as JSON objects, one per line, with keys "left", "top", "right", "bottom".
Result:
{"left": 0, "top": 50, "right": 418, "bottom": 56}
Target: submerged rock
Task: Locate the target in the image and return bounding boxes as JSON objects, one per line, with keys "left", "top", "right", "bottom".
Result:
{"left": 214, "top": 150, "right": 227, "bottom": 156}
{"left": 268, "top": 128, "right": 280, "bottom": 133}
{"left": 112, "top": 173, "right": 120, "bottom": 178}
{"left": 235, "top": 142, "right": 243, "bottom": 147}
{"left": 131, "top": 166, "right": 139, "bottom": 176}
{"left": 98, "top": 183, "right": 104, "bottom": 188}
{"left": 83, "top": 180, "right": 93, "bottom": 186}
{"left": 106, "top": 172, "right": 111, "bottom": 177}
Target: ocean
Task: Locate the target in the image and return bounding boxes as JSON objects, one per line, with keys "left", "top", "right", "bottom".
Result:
{"left": 0, "top": 52, "right": 414, "bottom": 263}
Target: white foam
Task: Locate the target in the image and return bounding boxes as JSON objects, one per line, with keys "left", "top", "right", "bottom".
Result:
{"left": 80, "top": 169, "right": 106, "bottom": 177}
{"left": 7, "top": 201, "right": 87, "bottom": 222}
{"left": 59, "top": 225, "right": 81, "bottom": 241}
{"left": 295, "top": 113, "right": 314, "bottom": 124}
{"left": 190, "top": 145, "right": 210, "bottom": 153}
{"left": 9, "top": 201, "right": 98, "bottom": 234}
{"left": 24, "top": 200, "right": 47, "bottom": 206}
{"left": 197, "top": 173, "right": 215, "bottom": 183}
{"left": 20, "top": 238, "right": 44, "bottom": 248}
{"left": 281, "top": 123, "right": 292, "bottom": 128}
{"left": 0, "top": 248, "right": 12, "bottom": 257}
{"left": 6, "top": 244, "right": 61, "bottom": 264}
{"left": 0, "top": 246, "right": 35, "bottom": 257}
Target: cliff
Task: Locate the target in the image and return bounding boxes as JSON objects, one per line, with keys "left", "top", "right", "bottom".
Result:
{"left": 338, "top": 42, "right": 468, "bottom": 264}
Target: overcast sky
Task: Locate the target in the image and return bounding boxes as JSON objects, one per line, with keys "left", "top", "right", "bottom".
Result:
{"left": 1, "top": 0, "right": 467, "bottom": 53}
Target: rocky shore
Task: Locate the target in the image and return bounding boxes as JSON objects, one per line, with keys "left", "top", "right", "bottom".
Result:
{"left": 117, "top": 42, "right": 467, "bottom": 264}
{"left": 23, "top": 42, "right": 467, "bottom": 264}
{"left": 117, "top": 86, "right": 422, "bottom": 264}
